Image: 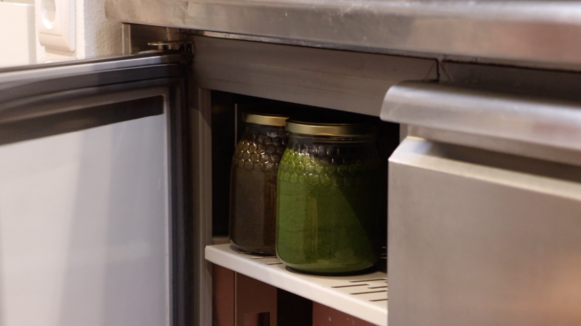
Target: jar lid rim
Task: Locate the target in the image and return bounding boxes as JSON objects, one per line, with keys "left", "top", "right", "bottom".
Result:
{"left": 245, "top": 113, "right": 289, "bottom": 127}
{"left": 286, "top": 120, "right": 376, "bottom": 136}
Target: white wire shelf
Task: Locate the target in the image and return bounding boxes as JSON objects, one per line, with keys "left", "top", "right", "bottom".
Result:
{"left": 205, "top": 244, "right": 388, "bottom": 326}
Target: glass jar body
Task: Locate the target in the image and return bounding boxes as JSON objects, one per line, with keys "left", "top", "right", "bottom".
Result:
{"left": 229, "top": 123, "right": 288, "bottom": 255}
{"left": 276, "top": 134, "right": 382, "bottom": 274}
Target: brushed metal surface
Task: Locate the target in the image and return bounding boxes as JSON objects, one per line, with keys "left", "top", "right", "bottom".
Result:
{"left": 389, "top": 137, "right": 581, "bottom": 326}
{"left": 409, "top": 125, "right": 581, "bottom": 168}
{"left": 193, "top": 36, "right": 437, "bottom": 117}
{"left": 190, "top": 87, "right": 213, "bottom": 326}
{"left": 440, "top": 61, "right": 581, "bottom": 102}
{"left": 106, "top": 0, "right": 581, "bottom": 69}
{"left": 381, "top": 81, "right": 581, "bottom": 152}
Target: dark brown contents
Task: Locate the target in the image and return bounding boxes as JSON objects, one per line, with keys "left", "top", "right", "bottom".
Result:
{"left": 230, "top": 126, "right": 287, "bottom": 255}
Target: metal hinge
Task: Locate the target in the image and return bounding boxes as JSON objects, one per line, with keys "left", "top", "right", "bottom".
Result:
{"left": 146, "top": 41, "right": 194, "bottom": 64}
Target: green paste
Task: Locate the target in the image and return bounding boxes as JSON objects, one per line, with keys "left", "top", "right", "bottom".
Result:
{"left": 276, "top": 147, "right": 381, "bottom": 274}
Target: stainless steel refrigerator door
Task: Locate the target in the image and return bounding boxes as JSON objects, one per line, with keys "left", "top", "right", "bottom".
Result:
{"left": 0, "top": 54, "right": 191, "bottom": 326}
{"left": 382, "top": 82, "right": 581, "bottom": 326}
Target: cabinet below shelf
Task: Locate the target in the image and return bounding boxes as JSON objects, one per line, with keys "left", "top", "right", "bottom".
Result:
{"left": 205, "top": 244, "right": 388, "bottom": 326}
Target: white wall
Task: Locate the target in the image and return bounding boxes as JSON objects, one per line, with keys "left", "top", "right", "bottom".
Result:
{"left": 77, "top": 0, "right": 123, "bottom": 59}
{"left": 0, "top": 0, "right": 33, "bottom": 3}
{"left": 0, "top": 0, "right": 122, "bottom": 65}
{"left": 0, "top": 1, "right": 36, "bottom": 67}
{"left": 40, "top": 0, "right": 122, "bottom": 62}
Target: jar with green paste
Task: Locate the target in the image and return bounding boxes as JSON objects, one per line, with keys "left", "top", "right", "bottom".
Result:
{"left": 229, "top": 113, "right": 289, "bottom": 255}
{"left": 276, "top": 121, "right": 382, "bottom": 274}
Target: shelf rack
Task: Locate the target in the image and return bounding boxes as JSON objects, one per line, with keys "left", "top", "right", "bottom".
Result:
{"left": 205, "top": 244, "right": 388, "bottom": 326}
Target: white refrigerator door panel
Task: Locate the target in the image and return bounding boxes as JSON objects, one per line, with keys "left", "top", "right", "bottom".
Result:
{"left": 0, "top": 115, "right": 169, "bottom": 326}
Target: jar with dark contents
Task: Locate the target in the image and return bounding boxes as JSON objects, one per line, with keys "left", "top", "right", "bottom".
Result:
{"left": 276, "top": 121, "right": 382, "bottom": 274}
{"left": 229, "top": 113, "right": 289, "bottom": 255}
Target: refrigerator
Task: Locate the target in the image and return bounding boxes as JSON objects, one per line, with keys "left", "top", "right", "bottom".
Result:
{"left": 2, "top": 1, "right": 581, "bottom": 326}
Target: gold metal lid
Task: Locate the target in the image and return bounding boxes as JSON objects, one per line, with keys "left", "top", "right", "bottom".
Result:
{"left": 285, "top": 120, "right": 376, "bottom": 137}
{"left": 244, "top": 113, "right": 289, "bottom": 127}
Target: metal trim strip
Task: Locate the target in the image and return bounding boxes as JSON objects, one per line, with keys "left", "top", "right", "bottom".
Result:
{"left": 0, "top": 95, "right": 164, "bottom": 145}
{"left": 381, "top": 81, "right": 581, "bottom": 152}
{"left": 0, "top": 54, "right": 181, "bottom": 84}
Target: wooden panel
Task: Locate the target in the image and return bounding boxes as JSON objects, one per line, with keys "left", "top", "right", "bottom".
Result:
{"left": 278, "top": 289, "right": 312, "bottom": 326}
{"left": 313, "top": 303, "right": 376, "bottom": 326}
{"left": 235, "top": 273, "right": 277, "bottom": 326}
{"left": 213, "top": 265, "right": 235, "bottom": 326}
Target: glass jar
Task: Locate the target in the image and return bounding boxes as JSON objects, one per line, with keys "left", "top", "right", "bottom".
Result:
{"left": 229, "top": 113, "right": 289, "bottom": 255}
{"left": 276, "top": 121, "right": 382, "bottom": 274}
